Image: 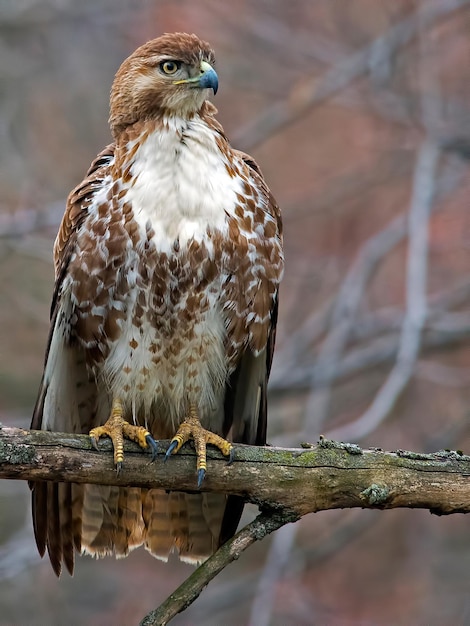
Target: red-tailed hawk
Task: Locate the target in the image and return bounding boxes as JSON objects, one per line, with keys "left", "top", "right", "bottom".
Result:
{"left": 31, "top": 32, "right": 283, "bottom": 576}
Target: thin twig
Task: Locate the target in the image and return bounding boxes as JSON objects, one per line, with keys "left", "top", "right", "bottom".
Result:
{"left": 233, "top": 0, "right": 470, "bottom": 151}
{"left": 303, "top": 211, "right": 408, "bottom": 434}
{"left": 272, "top": 309, "right": 470, "bottom": 393}
{"left": 416, "top": 360, "right": 470, "bottom": 388}
{"left": 271, "top": 152, "right": 468, "bottom": 391}
{"left": 247, "top": 522, "right": 298, "bottom": 626}
{"left": 325, "top": 10, "right": 443, "bottom": 443}
{"left": 139, "top": 509, "right": 297, "bottom": 626}
{"left": 327, "top": 138, "right": 440, "bottom": 442}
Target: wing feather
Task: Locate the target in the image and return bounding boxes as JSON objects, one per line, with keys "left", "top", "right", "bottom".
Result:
{"left": 30, "top": 145, "right": 115, "bottom": 574}
{"left": 53, "top": 144, "right": 115, "bottom": 279}
{"left": 219, "top": 151, "right": 282, "bottom": 546}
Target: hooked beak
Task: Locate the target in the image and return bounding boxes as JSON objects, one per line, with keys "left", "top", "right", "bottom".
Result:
{"left": 173, "top": 60, "right": 218, "bottom": 95}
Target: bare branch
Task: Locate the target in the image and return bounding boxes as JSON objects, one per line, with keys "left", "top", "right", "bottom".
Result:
{"left": 139, "top": 509, "right": 295, "bottom": 626}
{"left": 327, "top": 139, "right": 440, "bottom": 442}
{"left": 3, "top": 426, "right": 470, "bottom": 622}
{"left": 247, "top": 522, "right": 297, "bottom": 626}
{"left": 272, "top": 150, "right": 468, "bottom": 391}
{"left": 273, "top": 308, "right": 470, "bottom": 392}
{"left": 0, "top": 201, "right": 64, "bottom": 239}
{"left": 331, "top": 314, "right": 470, "bottom": 386}
{"left": 233, "top": 0, "right": 470, "bottom": 151}
{"left": 302, "top": 209, "right": 408, "bottom": 433}
{"left": 416, "top": 360, "right": 470, "bottom": 388}
{"left": 2, "top": 427, "right": 470, "bottom": 517}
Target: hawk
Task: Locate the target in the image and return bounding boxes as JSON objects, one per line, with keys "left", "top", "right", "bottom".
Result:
{"left": 31, "top": 32, "right": 283, "bottom": 576}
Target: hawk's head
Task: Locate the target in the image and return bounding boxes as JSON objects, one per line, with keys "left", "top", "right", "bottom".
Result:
{"left": 109, "top": 33, "right": 218, "bottom": 136}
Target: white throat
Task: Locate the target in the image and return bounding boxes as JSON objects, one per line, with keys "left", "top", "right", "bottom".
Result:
{"left": 124, "top": 117, "right": 242, "bottom": 251}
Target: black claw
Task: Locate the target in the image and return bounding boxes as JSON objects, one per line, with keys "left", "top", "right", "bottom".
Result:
{"left": 116, "top": 461, "right": 122, "bottom": 476}
{"left": 227, "top": 447, "right": 234, "bottom": 466}
{"left": 165, "top": 440, "right": 179, "bottom": 462}
{"left": 197, "top": 468, "right": 206, "bottom": 488}
{"left": 90, "top": 437, "right": 99, "bottom": 451}
{"left": 146, "top": 434, "right": 158, "bottom": 462}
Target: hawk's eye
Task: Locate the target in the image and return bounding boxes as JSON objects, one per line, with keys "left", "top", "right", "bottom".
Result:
{"left": 160, "top": 60, "right": 181, "bottom": 75}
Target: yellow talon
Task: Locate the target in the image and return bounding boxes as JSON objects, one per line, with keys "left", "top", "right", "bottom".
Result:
{"left": 90, "top": 397, "right": 158, "bottom": 470}
{"left": 165, "top": 405, "right": 233, "bottom": 486}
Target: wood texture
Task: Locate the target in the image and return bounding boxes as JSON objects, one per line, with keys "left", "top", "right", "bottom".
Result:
{"left": 1, "top": 427, "right": 470, "bottom": 517}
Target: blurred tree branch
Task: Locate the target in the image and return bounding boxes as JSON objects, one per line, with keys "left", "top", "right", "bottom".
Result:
{"left": 139, "top": 509, "right": 296, "bottom": 626}
{"left": 326, "top": 138, "right": 438, "bottom": 442}
{"left": 234, "top": 0, "right": 470, "bottom": 151}
{"left": 271, "top": 151, "right": 468, "bottom": 392}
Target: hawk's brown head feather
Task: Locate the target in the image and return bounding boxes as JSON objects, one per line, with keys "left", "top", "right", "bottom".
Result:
{"left": 109, "top": 32, "right": 216, "bottom": 136}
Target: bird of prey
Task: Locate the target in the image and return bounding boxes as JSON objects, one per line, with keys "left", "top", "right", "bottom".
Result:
{"left": 31, "top": 32, "right": 283, "bottom": 576}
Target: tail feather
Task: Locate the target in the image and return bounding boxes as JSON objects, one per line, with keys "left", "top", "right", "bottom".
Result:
{"left": 46, "top": 483, "right": 63, "bottom": 577}
{"left": 114, "top": 487, "right": 145, "bottom": 556}
{"left": 143, "top": 490, "right": 227, "bottom": 564}
{"left": 58, "top": 483, "right": 75, "bottom": 575}
{"left": 71, "top": 484, "right": 84, "bottom": 553}
{"left": 143, "top": 490, "right": 175, "bottom": 560}
{"left": 31, "top": 482, "right": 47, "bottom": 558}
{"left": 81, "top": 485, "right": 120, "bottom": 556}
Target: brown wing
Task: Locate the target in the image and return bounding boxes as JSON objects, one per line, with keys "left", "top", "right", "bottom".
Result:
{"left": 219, "top": 151, "right": 282, "bottom": 544}
{"left": 30, "top": 145, "right": 115, "bottom": 575}
{"left": 32, "top": 143, "right": 115, "bottom": 431}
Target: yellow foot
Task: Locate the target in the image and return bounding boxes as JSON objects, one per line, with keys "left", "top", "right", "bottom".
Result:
{"left": 165, "top": 406, "right": 233, "bottom": 487}
{"left": 89, "top": 398, "right": 157, "bottom": 473}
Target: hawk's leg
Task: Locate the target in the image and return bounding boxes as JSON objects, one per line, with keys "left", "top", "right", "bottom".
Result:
{"left": 89, "top": 398, "right": 157, "bottom": 473}
{"left": 165, "top": 404, "right": 233, "bottom": 487}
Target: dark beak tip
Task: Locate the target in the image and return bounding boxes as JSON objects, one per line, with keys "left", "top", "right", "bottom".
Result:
{"left": 199, "top": 69, "right": 219, "bottom": 95}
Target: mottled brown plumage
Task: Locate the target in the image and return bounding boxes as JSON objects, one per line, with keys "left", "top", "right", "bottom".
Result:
{"left": 31, "top": 32, "right": 283, "bottom": 575}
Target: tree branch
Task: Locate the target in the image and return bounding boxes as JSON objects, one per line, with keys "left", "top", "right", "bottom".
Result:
{"left": 326, "top": 138, "right": 439, "bottom": 442}
{"left": 2, "top": 427, "right": 470, "bottom": 517}
{"left": 3, "top": 425, "right": 470, "bottom": 623}
{"left": 233, "top": 0, "right": 470, "bottom": 151}
{"left": 139, "top": 509, "right": 296, "bottom": 626}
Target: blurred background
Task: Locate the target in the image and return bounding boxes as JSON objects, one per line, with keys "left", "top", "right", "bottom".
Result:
{"left": 1, "top": 0, "right": 470, "bottom": 624}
